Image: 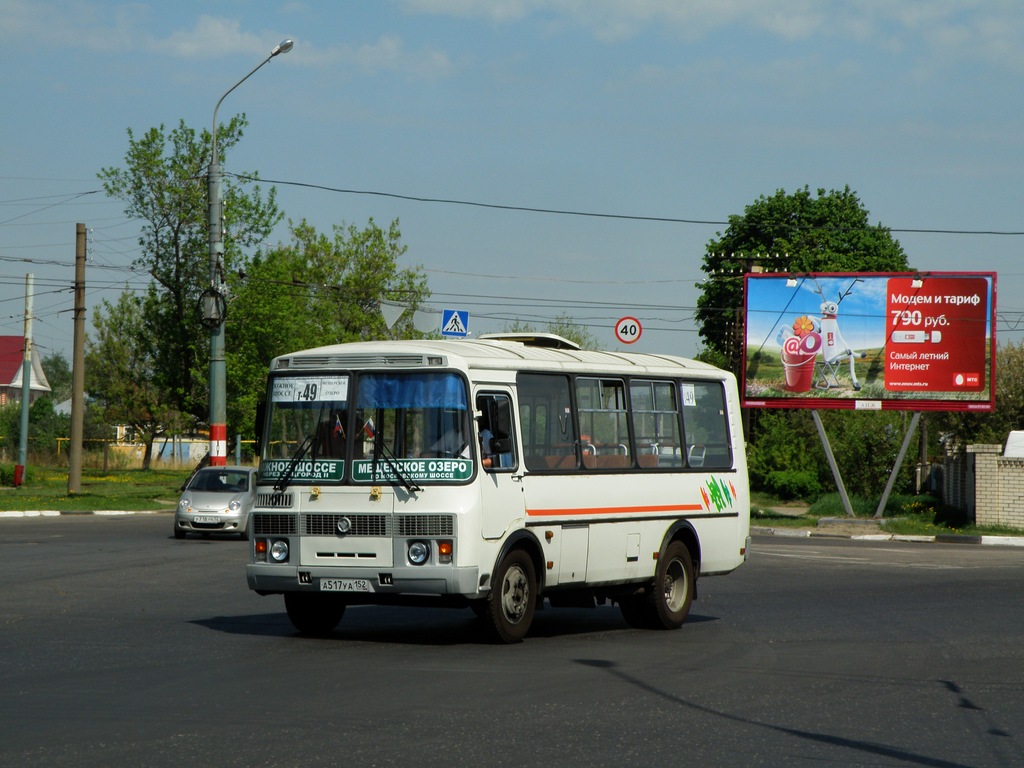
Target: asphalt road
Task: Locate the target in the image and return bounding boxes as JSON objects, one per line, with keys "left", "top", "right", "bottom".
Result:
{"left": 2, "top": 514, "right": 1023, "bottom": 768}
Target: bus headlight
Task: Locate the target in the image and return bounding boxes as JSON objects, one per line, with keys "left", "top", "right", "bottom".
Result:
{"left": 270, "top": 539, "right": 290, "bottom": 563}
{"left": 408, "top": 541, "right": 430, "bottom": 565}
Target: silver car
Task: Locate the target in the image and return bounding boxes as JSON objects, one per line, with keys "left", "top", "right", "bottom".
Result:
{"left": 174, "top": 466, "right": 257, "bottom": 540}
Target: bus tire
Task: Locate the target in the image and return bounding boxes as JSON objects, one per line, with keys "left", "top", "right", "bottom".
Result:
{"left": 618, "top": 595, "right": 653, "bottom": 629}
{"left": 487, "top": 549, "right": 536, "bottom": 643}
{"left": 284, "top": 592, "right": 346, "bottom": 636}
{"left": 646, "top": 541, "right": 695, "bottom": 630}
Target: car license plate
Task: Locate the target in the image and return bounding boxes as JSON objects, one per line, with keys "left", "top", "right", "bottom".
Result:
{"left": 320, "top": 578, "right": 374, "bottom": 593}
{"left": 193, "top": 515, "right": 220, "bottom": 523}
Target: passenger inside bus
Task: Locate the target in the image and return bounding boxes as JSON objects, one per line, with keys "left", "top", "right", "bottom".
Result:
{"left": 477, "top": 394, "right": 515, "bottom": 469}
{"left": 313, "top": 411, "right": 347, "bottom": 459}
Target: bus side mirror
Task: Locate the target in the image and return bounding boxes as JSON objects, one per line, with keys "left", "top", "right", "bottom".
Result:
{"left": 492, "top": 400, "right": 512, "bottom": 440}
{"left": 254, "top": 400, "right": 266, "bottom": 453}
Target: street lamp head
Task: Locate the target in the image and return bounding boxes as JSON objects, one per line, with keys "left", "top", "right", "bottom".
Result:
{"left": 271, "top": 39, "right": 294, "bottom": 57}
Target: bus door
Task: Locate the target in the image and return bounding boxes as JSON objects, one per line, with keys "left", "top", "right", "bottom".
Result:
{"left": 475, "top": 391, "right": 525, "bottom": 539}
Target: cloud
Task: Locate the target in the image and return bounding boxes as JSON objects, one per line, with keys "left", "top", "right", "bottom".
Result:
{"left": 294, "top": 34, "right": 453, "bottom": 80}
{"left": 154, "top": 15, "right": 268, "bottom": 58}
{"left": 396, "top": 0, "right": 1024, "bottom": 72}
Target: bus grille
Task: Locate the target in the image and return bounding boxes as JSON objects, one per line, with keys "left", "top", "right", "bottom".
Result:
{"left": 289, "top": 353, "right": 433, "bottom": 369}
{"left": 256, "top": 492, "right": 294, "bottom": 508}
{"left": 303, "top": 513, "right": 392, "bottom": 537}
{"left": 252, "top": 513, "right": 297, "bottom": 535}
{"left": 396, "top": 514, "right": 454, "bottom": 536}
{"left": 297, "top": 513, "right": 455, "bottom": 537}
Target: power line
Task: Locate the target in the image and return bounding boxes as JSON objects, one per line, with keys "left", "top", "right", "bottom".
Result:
{"left": 233, "top": 173, "right": 1024, "bottom": 236}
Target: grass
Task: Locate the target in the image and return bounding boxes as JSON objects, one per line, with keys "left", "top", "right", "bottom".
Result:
{"left": 752, "top": 491, "right": 1024, "bottom": 538}
{"left": 0, "top": 466, "right": 193, "bottom": 512}
{"left": 5, "top": 468, "right": 1023, "bottom": 538}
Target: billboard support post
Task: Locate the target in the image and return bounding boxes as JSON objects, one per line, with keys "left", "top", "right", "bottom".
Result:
{"left": 873, "top": 411, "right": 921, "bottom": 519}
{"left": 811, "top": 410, "right": 855, "bottom": 518}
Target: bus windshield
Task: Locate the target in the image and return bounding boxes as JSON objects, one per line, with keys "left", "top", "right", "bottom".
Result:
{"left": 259, "top": 371, "right": 472, "bottom": 486}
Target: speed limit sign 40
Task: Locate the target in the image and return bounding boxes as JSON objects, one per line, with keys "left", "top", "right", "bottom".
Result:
{"left": 615, "top": 316, "right": 642, "bottom": 344}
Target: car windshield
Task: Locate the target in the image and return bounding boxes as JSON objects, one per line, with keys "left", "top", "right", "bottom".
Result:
{"left": 188, "top": 469, "right": 249, "bottom": 493}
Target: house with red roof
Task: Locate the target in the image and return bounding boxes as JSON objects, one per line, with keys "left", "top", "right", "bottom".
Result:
{"left": 0, "top": 336, "right": 51, "bottom": 406}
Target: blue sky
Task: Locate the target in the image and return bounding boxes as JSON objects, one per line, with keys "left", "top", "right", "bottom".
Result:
{"left": 3, "top": 0, "right": 1024, "bottom": 365}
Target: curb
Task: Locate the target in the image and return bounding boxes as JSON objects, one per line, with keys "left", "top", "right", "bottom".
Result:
{"left": 1, "top": 510, "right": 166, "bottom": 518}
{"left": 751, "top": 525, "right": 1024, "bottom": 547}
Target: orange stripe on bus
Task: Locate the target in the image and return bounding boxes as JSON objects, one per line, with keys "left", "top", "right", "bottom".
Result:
{"left": 526, "top": 503, "right": 704, "bottom": 517}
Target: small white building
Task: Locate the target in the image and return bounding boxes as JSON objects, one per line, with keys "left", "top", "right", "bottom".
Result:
{"left": 0, "top": 336, "right": 50, "bottom": 406}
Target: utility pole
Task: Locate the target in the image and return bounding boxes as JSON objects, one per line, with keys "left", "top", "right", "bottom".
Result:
{"left": 15, "top": 274, "right": 33, "bottom": 486}
{"left": 206, "top": 39, "right": 293, "bottom": 468}
{"left": 68, "top": 224, "right": 87, "bottom": 494}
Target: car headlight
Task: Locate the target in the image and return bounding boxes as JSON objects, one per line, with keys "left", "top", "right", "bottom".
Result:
{"left": 229, "top": 500, "right": 241, "bottom": 512}
{"left": 178, "top": 498, "right": 191, "bottom": 511}
{"left": 408, "top": 540, "right": 430, "bottom": 565}
{"left": 270, "top": 539, "right": 289, "bottom": 562}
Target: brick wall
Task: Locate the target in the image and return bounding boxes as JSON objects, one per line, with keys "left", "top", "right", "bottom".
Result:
{"left": 945, "top": 444, "right": 1024, "bottom": 531}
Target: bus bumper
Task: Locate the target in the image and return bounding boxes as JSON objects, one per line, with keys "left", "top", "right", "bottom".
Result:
{"left": 247, "top": 562, "right": 482, "bottom": 598}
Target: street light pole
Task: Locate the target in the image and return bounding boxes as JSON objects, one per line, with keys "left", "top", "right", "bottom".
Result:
{"left": 207, "top": 38, "right": 293, "bottom": 466}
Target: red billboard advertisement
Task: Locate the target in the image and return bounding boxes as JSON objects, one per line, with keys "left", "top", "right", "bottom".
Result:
{"left": 742, "top": 272, "right": 996, "bottom": 411}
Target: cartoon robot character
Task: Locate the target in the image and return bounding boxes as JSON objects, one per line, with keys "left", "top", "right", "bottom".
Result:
{"left": 814, "top": 280, "right": 866, "bottom": 391}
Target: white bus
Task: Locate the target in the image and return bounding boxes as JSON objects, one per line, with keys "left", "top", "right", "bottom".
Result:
{"left": 247, "top": 334, "right": 750, "bottom": 642}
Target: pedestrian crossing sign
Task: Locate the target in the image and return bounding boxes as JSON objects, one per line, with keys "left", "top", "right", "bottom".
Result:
{"left": 441, "top": 308, "right": 469, "bottom": 337}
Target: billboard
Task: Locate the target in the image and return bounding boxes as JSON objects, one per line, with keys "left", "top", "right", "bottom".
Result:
{"left": 742, "top": 272, "right": 996, "bottom": 412}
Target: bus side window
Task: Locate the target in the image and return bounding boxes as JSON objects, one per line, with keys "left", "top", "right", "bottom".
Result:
{"left": 477, "top": 394, "right": 517, "bottom": 471}
{"left": 681, "top": 381, "right": 733, "bottom": 469}
{"left": 517, "top": 373, "right": 576, "bottom": 471}
{"left": 630, "top": 379, "right": 682, "bottom": 469}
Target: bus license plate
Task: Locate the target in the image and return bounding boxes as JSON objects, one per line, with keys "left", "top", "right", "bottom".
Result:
{"left": 320, "top": 578, "right": 373, "bottom": 593}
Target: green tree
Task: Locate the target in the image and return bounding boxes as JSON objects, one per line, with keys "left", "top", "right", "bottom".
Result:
{"left": 696, "top": 186, "right": 909, "bottom": 376}
{"left": 86, "top": 291, "right": 184, "bottom": 469}
{"left": 98, "top": 117, "right": 283, "bottom": 425}
{"left": 225, "top": 218, "right": 431, "bottom": 438}
{"left": 41, "top": 352, "right": 72, "bottom": 404}
{"left": 698, "top": 186, "right": 913, "bottom": 504}
{"left": 934, "top": 340, "right": 1024, "bottom": 451}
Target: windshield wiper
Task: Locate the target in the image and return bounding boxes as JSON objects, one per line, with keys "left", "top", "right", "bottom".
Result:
{"left": 274, "top": 434, "right": 313, "bottom": 492}
{"left": 371, "top": 427, "right": 422, "bottom": 494}
{"left": 275, "top": 403, "right": 328, "bottom": 492}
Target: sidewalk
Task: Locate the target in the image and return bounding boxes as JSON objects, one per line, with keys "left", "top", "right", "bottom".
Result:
{"left": 753, "top": 507, "right": 1024, "bottom": 547}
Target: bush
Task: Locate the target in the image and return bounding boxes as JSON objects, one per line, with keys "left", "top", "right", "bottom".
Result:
{"left": 764, "top": 469, "right": 821, "bottom": 500}
{"left": 0, "top": 462, "right": 32, "bottom": 486}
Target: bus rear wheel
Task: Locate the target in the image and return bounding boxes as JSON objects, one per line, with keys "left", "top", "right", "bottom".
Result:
{"left": 284, "top": 592, "right": 346, "bottom": 636}
{"left": 650, "top": 541, "right": 694, "bottom": 629}
{"left": 622, "top": 541, "right": 694, "bottom": 630}
{"left": 487, "top": 549, "right": 536, "bottom": 643}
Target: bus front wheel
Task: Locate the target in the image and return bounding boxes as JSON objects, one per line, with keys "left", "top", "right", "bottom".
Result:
{"left": 487, "top": 549, "right": 536, "bottom": 643}
{"left": 284, "top": 592, "right": 346, "bottom": 636}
